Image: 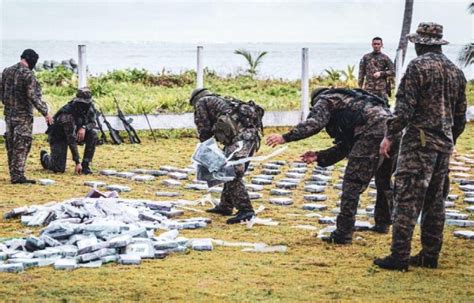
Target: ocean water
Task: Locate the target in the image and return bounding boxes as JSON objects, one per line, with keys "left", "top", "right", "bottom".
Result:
{"left": 1, "top": 40, "right": 472, "bottom": 80}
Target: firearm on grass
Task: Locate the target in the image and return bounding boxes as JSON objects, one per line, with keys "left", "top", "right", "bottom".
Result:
{"left": 93, "top": 105, "right": 108, "bottom": 145}
{"left": 99, "top": 108, "right": 122, "bottom": 145}
{"left": 113, "top": 96, "right": 141, "bottom": 144}
{"left": 142, "top": 106, "right": 157, "bottom": 143}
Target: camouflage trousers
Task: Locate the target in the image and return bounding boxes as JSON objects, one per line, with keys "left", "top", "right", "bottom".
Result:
{"left": 374, "top": 135, "right": 400, "bottom": 226}
{"left": 4, "top": 116, "right": 33, "bottom": 182}
{"left": 336, "top": 132, "right": 397, "bottom": 237}
{"left": 390, "top": 147, "right": 450, "bottom": 262}
{"left": 43, "top": 130, "right": 97, "bottom": 173}
{"left": 219, "top": 162, "right": 253, "bottom": 213}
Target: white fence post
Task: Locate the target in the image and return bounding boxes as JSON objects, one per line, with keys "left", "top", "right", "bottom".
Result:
{"left": 301, "top": 48, "right": 310, "bottom": 121}
{"left": 395, "top": 49, "right": 403, "bottom": 91}
{"left": 196, "top": 46, "right": 204, "bottom": 88}
{"left": 78, "top": 45, "right": 87, "bottom": 88}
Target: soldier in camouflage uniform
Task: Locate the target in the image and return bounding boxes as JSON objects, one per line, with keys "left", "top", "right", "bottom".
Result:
{"left": 267, "top": 88, "right": 398, "bottom": 243}
{"left": 40, "top": 88, "right": 98, "bottom": 175}
{"left": 374, "top": 22, "right": 467, "bottom": 271}
{"left": 190, "top": 88, "right": 264, "bottom": 224}
{"left": 359, "top": 37, "right": 395, "bottom": 101}
{"left": 0, "top": 49, "right": 53, "bottom": 184}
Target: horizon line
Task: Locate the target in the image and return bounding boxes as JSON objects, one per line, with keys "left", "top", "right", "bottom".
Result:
{"left": 1, "top": 39, "right": 466, "bottom": 46}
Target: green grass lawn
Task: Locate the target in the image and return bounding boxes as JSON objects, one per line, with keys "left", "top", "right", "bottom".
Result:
{"left": 1, "top": 68, "right": 472, "bottom": 117}
{"left": 0, "top": 125, "right": 473, "bottom": 301}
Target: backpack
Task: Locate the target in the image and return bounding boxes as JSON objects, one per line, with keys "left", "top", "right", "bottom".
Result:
{"left": 315, "top": 88, "right": 388, "bottom": 145}
{"left": 212, "top": 97, "right": 265, "bottom": 148}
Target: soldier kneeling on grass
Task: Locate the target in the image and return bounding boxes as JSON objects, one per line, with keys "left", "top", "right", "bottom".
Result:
{"left": 40, "top": 88, "right": 98, "bottom": 175}
{"left": 190, "top": 88, "right": 264, "bottom": 224}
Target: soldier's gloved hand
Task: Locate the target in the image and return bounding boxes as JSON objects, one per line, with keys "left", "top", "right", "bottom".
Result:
{"left": 75, "top": 163, "right": 82, "bottom": 175}
{"left": 373, "top": 71, "right": 382, "bottom": 79}
{"left": 266, "top": 134, "right": 285, "bottom": 148}
{"left": 77, "top": 127, "right": 86, "bottom": 142}
{"left": 379, "top": 137, "right": 392, "bottom": 159}
{"left": 300, "top": 151, "right": 317, "bottom": 164}
{"left": 45, "top": 114, "right": 53, "bottom": 125}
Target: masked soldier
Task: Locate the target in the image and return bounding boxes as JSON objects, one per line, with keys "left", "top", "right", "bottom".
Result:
{"left": 40, "top": 88, "right": 98, "bottom": 175}
{"left": 375, "top": 23, "right": 467, "bottom": 271}
{"left": 267, "top": 88, "right": 399, "bottom": 244}
{"left": 190, "top": 88, "right": 264, "bottom": 224}
{"left": 359, "top": 37, "right": 395, "bottom": 101}
{"left": 0, "top": 49, "right": 53, "bottom": 184}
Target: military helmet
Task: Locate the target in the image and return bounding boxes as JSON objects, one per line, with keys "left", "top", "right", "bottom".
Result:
{"left": 310, "top": 87, "right": 329, "bottom": 107}
{"left": 189, "top": 88, "right": 211, "bottom": 106}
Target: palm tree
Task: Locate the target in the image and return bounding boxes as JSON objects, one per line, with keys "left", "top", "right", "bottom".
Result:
{"left": 341, "top": 65, "right": 357, "bottom": 88}
{"left": 234, "top": 49, "right": 268, "bottom": 76}
{"left": 458, "top": 2, "right": 474, "bottom": 67}
{"left": 396, "top": 0, "right": 414, "bottom": 66}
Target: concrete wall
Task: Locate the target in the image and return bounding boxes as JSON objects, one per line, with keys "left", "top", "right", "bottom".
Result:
{"left": 0, "top": 110, "right": 303, "bottom": 134}
{"left": 1, "top": 107, "right": 472, "bottom": 135}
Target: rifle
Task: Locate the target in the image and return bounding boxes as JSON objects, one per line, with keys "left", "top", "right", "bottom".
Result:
{"left": 93, "top": 105, "right": 107, "bottom": 145}
{"left": 114, "top": 96, "right": 141, "bottom": 144}
{"left": 99, "top": 109, "right": 122, "bottom": 145}
{"left": 141, "top": 105, "right": 157, "bottom": 143}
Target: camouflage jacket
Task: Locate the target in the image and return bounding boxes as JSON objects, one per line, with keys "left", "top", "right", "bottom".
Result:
{"left": 0, "top": 63, "right": 49, "bottom": 118}
{"left": 358, "top": 52, "right": 395, "bottom": 97}
{"left": 193, "top": 95, "right": 233, "bottom": 142}
{"left": 49, "top": 103, "right": 97, "bottom": 164}
{"left": 386, "top": 52, "right": 467, "bottom": 153}
{"left": 283, "top": 91, "right": 391, "bottom": 165}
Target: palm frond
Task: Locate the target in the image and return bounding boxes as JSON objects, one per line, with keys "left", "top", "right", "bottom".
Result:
{"left": 458, "top": 43, "right": 474, "bottom": 67}
{"left": 234, "top": 49, "right": 254, "bottom": 68}
{"left": 234, "top": 49, "right": 268, "bottom": 76}
{"left": 254, "top": 51, "right": 268, "bottom": 67}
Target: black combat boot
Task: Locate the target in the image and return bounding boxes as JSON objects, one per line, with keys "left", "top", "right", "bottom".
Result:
{"left": 370, "top": 224, "right": 390, "bottom": 234}
{"left": 82, "top": 161, "right": 93, "bottom": 175}
{"left": 409, "top": 252, "right": 438, "bottom": 269}
{"left": 226, "top": 210, "right": 255, "bottom": 224}
{"left": 373, "top": 255, "right": 409, "bottom": 271}
{"left": 321, "top": 230, "right": 352, "bottom": 245}
{"left": 40, "top": 150, "right": 48, "bottom": 169}
{"left": 206, "top": 206, "right": 233, "bottom": 216}
{"left": 11, "top": 177, "right": 36, "bottom": 184}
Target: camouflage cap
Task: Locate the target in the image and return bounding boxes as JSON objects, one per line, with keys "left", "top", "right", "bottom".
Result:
{"left": 407, "top": 22, "right": 449, "bottom": 45}
{"left": 75, "top": 87, "right": 93, "bottom": 102}
{"left": 189, "top": 88, "right": 211, "bottom": 106}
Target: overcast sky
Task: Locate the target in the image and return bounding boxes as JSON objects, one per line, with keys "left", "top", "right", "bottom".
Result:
{"left": 0, "top": 0, "right": 472, "bottom": 44}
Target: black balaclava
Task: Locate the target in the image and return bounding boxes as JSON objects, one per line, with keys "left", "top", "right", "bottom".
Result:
{"left": 21, "top": 49, "right": 39, "bottom": 70}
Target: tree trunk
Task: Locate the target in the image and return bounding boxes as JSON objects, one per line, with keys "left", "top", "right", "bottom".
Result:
{"left": 396, "top": 0, "right": 414, "bottom": 65}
